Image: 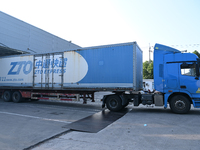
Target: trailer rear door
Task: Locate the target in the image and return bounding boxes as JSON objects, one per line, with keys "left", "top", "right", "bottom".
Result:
{"left": 34, "top": 53, "right": 63, "bottom": 89}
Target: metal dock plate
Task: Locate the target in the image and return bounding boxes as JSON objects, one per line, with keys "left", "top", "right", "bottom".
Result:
{"left": 64, "top": 108, "right": 130, "bottom": 133}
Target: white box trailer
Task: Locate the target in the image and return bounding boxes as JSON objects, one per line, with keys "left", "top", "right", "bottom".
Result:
{"left": 0, "top": 42, "right": 143, "bottom": 108}
{"left": 0, "top": 42, "right": 142, "bottom": 90}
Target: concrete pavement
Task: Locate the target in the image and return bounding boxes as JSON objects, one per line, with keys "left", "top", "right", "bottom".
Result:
{"left": 32, "top": 106, "right": 200, "bottom": 150}
{"left": 0, "top": 99, "right": 102, "bottom": 150}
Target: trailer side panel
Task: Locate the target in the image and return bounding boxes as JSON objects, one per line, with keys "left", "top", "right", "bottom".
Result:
{"left": 0, "top": 42, "right": 143, "bottom": 91}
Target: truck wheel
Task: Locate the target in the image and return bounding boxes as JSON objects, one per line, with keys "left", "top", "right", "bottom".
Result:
{"left": 169, "top": 95, "right": 191, "bottom": 114}
{"left": 3, "top": 91, "right": 12, "bottom": 102}
{"left": 12, "top": 91, "right": 23, "bottom": 103}
{"left": 106, "top": 95, "right": 123, "bottom": 112}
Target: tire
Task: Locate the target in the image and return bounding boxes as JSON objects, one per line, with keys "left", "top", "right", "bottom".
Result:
{"left": 3, "top": 91, "right": 12, "bottom": 102}
{"left": 169, "top": 95, "right": 191, "bottom": 114}
{"left": 106, "top": 95, "right": 123, "bottom": 112}
{"left": 12, "top": 91, "right": 23, "bottom": 103}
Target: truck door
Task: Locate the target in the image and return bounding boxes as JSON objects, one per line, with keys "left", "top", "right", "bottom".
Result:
{"left": 164, "top": 63, "right": 179, "bottom": 91}
{"left": 34, "top": 53, "right": 63, "bottom": 89}
{"left": 179, "top": 62, "right": 198, "bottom": 94}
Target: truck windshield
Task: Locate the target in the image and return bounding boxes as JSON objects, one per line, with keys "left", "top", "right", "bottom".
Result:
{"left": 181, "top": 63, "right": 196, "bottom": 76}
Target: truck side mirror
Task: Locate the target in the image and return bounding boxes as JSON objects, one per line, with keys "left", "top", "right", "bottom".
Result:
{"left": 195, "top": 63, "right": 199, "bottom": 80}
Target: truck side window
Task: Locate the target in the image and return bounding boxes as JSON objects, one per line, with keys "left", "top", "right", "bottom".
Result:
{"left": 181, "top": 63, "right": 196, "bottom": 76}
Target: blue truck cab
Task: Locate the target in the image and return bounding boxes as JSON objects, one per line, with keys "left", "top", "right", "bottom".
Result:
{"left": 154, "top": 44, "right": 200, "bottom": 113}
{"left": 102, "top": 43, "right": 200, "bottom": 114}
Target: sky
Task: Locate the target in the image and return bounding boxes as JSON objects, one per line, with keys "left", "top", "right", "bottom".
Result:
{"left": 1, "top": 0, "right": 200, "bottom": 61}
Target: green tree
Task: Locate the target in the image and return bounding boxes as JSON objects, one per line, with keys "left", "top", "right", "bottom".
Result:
{"left": 193, "top": 50, "right": 200, "bottom": 58}
{"left": 143, "top": 60, "right": 153, "bottom": 79}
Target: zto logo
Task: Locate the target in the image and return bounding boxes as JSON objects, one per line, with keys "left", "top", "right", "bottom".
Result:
{"left": 8, "top": 61, "right": 33, "bottom": 75}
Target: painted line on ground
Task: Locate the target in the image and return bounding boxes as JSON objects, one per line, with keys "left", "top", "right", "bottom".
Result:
{"left": 0, "top": 111, "right": 72, "bottom": 123}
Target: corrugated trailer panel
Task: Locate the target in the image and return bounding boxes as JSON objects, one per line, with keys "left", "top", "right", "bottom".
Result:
{"left": 66, "top": 44, "right": 134, "bottom": 88}
{"left": 136, "top": 44, "right": 143, "bottom": 90}
{"left": 0, "top": 42, "right": 143, "bottom": 91}
{"left": 72, "top": 42, "right": 142, "bottom": 90}
{"left": 63, "top": 42, "right": 143, "bottom": 91}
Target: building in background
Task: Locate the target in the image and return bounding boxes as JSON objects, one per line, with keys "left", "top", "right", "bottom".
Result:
{"left": 0, "top": 11, "right": 81, "bottom": 56}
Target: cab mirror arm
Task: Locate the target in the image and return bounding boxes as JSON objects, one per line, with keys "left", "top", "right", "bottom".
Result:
{"left": 195, "top": 63, "right": 199, "bottom": 80}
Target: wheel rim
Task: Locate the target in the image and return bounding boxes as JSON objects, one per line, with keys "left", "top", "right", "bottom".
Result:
{"left": 13, "top": 93, "right": 19, "bottom": 101}
{"left": 175, "top": 100, "right": 186, "bottom": 110}
{"left": 5, "top": 93, "right": 9, "bottom": 99}
{"left": 4, "top": 92, "right": 10, "bottom": 100}
{"left": 110, "top": 99, "right": 118, "bottom": 108}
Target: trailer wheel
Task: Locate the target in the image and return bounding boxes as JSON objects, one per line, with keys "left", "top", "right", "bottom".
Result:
{"left": 169, "top": 95, "right": 191, "bottom": 114}
{"left": 106, "top": 95, "right": 123, "bottom": 112}
{"left": 12, "top": 91, "right": 23, "bottom": 103}
{"left": 3, "top": 91, "right": 12, "bottom": 102}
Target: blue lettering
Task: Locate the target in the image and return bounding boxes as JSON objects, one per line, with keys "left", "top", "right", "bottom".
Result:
{"left": 54, "top": 59, "right": 59, "bottom": 67}
{"left": 17, "top": 61, "right": 26, "bottom": 74}
{"left": 43, "top": 59, "right": 51, "bottom": 68}
{"left": 8, "top": 61, "right": 25, "bottom": 75}
{"left": 35, "top": 58, "right": 68, "bottom": 69}
{"left": 33, "top": 69, "right": 66, "bottom": 74}
{"left": 63, "top": 58, "right": 67, "bottom": 67}
{"left": 8, "top": 61, "right": 33, "bottom": 75}
{"left": 59, "top": 69, "right": 66, "bottom": 73}
{"left": 23, "top": 61, "right": 32, "bottom": 74}
{"left": 8, "top": 62, "right": 18, "bottom": 75}
{"left": 35, "top": 60, "right": 42, "bottom": 69}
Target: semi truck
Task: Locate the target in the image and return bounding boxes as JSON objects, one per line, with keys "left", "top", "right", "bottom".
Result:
{"left": 0, "top": 42, "right": 200, "bottom": 114}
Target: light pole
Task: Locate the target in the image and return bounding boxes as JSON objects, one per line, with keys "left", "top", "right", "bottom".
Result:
{"left": 149, "top": 44, "right": 153, "bottom": 63}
